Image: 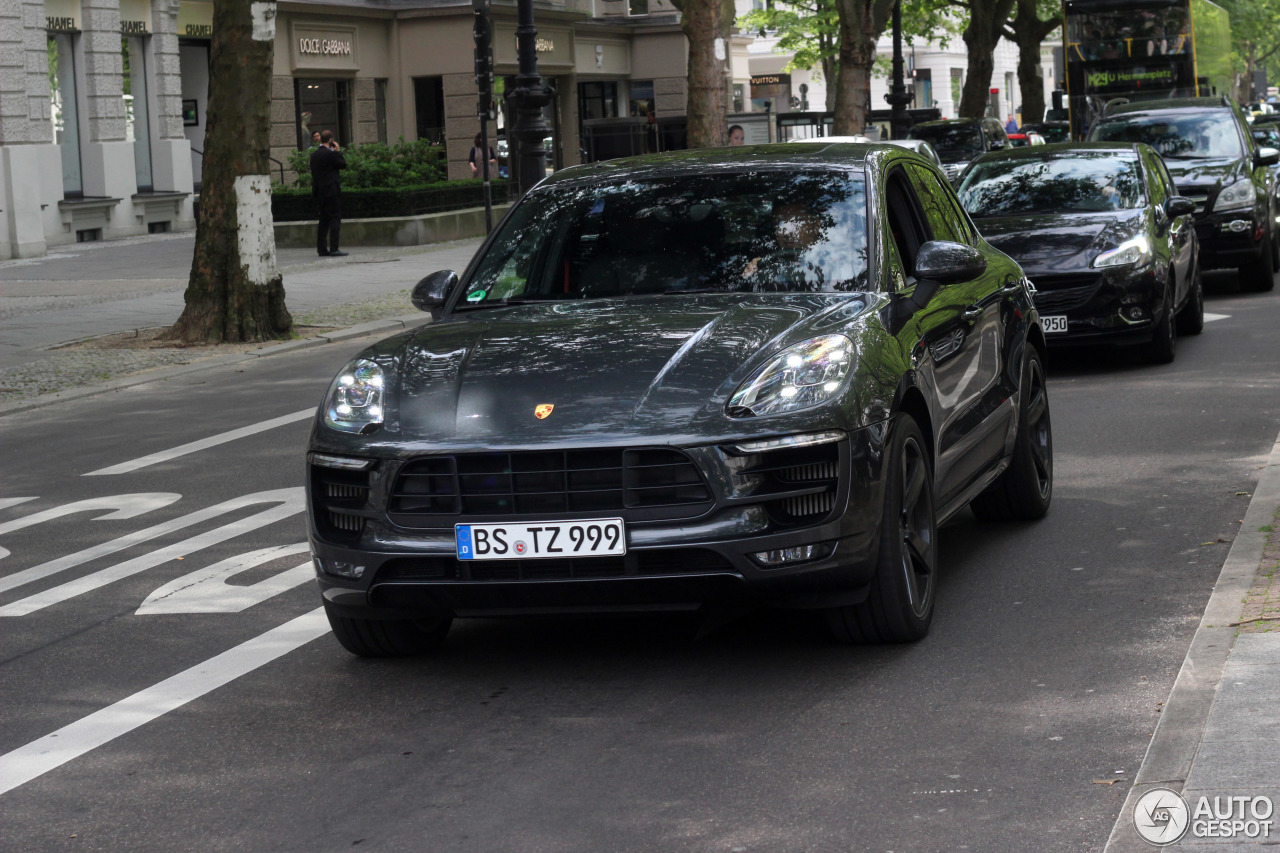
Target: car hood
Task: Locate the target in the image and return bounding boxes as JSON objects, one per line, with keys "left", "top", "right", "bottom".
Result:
{"left": 974, "top": 210, "right": 1144, "bottom": 270}
{"left": 371, "top": 295, "right": 874, "bottom": 444}
{"left": 1162, "top": 156, "right": 1241, "bottom": 189}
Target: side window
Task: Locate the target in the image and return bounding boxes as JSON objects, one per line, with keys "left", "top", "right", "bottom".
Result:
{"left": 905, "top": 164, "right": 973, "bottom": 244}
{"left": 883, "top": 167, "right": 931, "bottom": 284}
{"left": 1154, "top": 155, "right": 1177, "bottom": 202}
{"left": 1143, "top": 151, "right": 1168, "bottom": 207}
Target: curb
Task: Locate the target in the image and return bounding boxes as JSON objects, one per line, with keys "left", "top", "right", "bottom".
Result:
{"left": 1102, "top": 426, "right": 1280, "bottom": 852}
{"left": 1, "top": 313, "right": 431, "bottom": 418}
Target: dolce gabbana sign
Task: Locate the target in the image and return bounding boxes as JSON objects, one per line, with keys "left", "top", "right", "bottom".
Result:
{"left": 291, "top": 24, "right": 359, "bottom": 70}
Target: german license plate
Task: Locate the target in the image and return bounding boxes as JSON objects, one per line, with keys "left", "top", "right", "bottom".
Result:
{"left": 1043, "top": 315, "right": 1068, "bottom": 334}
{"left": 455, "top": 519, "right": 626, "bottom": 561}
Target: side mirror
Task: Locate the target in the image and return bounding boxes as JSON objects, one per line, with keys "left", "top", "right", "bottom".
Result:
{"left": 1256, "top": 146, "right": 1280, "bottom": 167}
{"left": 1165, "top": 196, "right": 1196, "bottom": 217}
{"left": 411, "top": 270, "right": 459, "bottom": 314}
{"left": 913, "top": 240, "right": 988, "bottom": 284}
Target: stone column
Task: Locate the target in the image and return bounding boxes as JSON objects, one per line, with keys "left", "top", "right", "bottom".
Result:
{"left": 145, "top": 0, "right": 194, "bottom": 229}
{"left": 77, "top": 0, "right": 138, "bottom": 235}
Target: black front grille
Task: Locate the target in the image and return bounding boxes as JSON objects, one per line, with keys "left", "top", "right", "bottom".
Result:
{"left": 389, "top": 448, "right": 713, "bottom": 527}
{"left": 375, "top": 548, "right": 736, "bottom": 582}
{"left": 731, "top": 439, "right": 843, "bottom": 529}
{"left": 311, "top": 464, "right": 373, "bottom": 543}
{"left": 1032, "top": 274, "right": 1102, "bottom": 313}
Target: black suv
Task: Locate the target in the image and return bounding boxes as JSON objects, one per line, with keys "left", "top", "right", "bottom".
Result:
{"left": 909, "top": 118, "right": 1009, "bottom": 184}
{"left": 1089, "top": 97, "right": 1279, "bottom": 292}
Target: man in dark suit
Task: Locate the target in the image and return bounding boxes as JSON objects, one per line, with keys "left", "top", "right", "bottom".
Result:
{"left": 310, "top": 129, "right": 348, "bottom": 257}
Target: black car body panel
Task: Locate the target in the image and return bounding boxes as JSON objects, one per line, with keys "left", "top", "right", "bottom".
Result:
{"left": 307, "top": 144, "right": 1043, "bottom": 621}
{"left": 957, "top": 142, "right": 1197, "bottom": 348}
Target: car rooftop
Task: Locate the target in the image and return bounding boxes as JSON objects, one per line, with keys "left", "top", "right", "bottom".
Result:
{"left": 974, "top": 141, "right": 1144, "bottom": 160}
{"left": 1102, "top": 96, "right": 1235, "bottom": 116}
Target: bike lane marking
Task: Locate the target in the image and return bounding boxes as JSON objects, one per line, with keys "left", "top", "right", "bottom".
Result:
{"left": 82, "top": 409, "right": 314, "bottom": 477}
{"left": 0, "top": 607, "right": 330, "bottom": 797}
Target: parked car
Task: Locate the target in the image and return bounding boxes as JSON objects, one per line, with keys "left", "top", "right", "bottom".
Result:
{"left": 1007, "top": 132, "right": 1046, "bottom": 148}
{"left": 909, "top": 118, "right": 1010, "bottom": 184}
{"left": 1088, "top": 97, "right": 1279, "bottom": 292}
{"left": 1020, "top": 121, "right": 1071, "bottom": 143}
{"left": 1250, "top": 123, "right": 1280, "bottom": 230}
{"left": 957, "top": 142, "right": 1201, "bottom": 363}
{"left": 307, "top": 143, "right": 1052, "bottom": 655}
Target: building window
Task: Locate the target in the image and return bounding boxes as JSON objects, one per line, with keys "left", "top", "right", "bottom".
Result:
{"left": 296, "top": 78, "right": 352, "bottom": 149}
{"left": 950, "top": 67, "right": 963, "bottom": 111}
{"left": 628, "top": 79, "right": 654, "bottom": 117}
{"left": 123, "top": 36, "right": 153, "bottom": 191}
{"left": 916, "top": 69, "right": 933, "bottom": 109}
{"left": 733, "top": 83, "right": 744, "bottom": 113}
{"left": 628, "top": 0, "right": 647, "bottom": 15}
{"left": 375, "top": 79, "right": 388, "bottom": 144}
{"left": 578, "top": 81, "right": 618, "bottom": 121}
{"left": 1005, "top": 71, "right": 1016, "bottom": 113}
{"left": 413, "top": 76, "right": 445, "bottom": 145}
{"left": 48, "top": 33, "right": 83, "bottom": 198}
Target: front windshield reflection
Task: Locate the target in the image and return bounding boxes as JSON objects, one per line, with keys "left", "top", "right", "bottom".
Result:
{"left": 463, "top": 171, "right": 869, "bottom": 305}
{"left": 958, "top": 152, "right": 1145, "bottom": 216}
{"left": 1090, "top": 113, "right": 1242, "bottom": 159}
{"left": 909, "top": 125, "right": 984, "bottom": 160}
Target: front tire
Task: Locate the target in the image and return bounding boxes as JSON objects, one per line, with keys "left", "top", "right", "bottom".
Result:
{"left": 970, "top": 346, "right": 1053, "bottom": 521}
{"left": 1240, "top": 231, "right": 1276, "bottom": 293}
{"left": 325, "top": 603, "right": 452, "bottom": 657}
{"left": 825, "top": 414, "right": 937, "bottom": 644}
{"left": 1142, "top": 283, "right": 1177, "bottom": 364}
{"left": 1176, "top": 268, "right": 1205, "bottom": 336}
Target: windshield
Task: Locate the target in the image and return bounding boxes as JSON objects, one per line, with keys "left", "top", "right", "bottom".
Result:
{"left": 1089, "top": 113, "right": 1242, "bottom": 159}
{"left": 463, "top": 171, "right": 869, "bottom": 304}
{"left": 957, "top": 152, "right": 1145, "bottom": 217}
{"left": 910, "top": 125, "right": 983, "bottom": 160}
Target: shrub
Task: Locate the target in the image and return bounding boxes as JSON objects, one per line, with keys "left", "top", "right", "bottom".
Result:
{"left": 283, "top": 137, "right": 448, "bottom": 191}
{"left": 272, "top": 180, "right": 510, "bottom": 222}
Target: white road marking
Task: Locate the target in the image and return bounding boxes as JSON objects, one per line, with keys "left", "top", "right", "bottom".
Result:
{"left": 0, "top": 488, "right": 303, "bottom": 612}
{"left": 0, "top": 498, "right": 37, "bottom": 512}
{"left": 0, "top": 607, "right": 330, "bottom": 796}
{"left": 1204, "top": 312, "right": 1230, "bottom": 323}
{"left": 83, "top": 409, "right": 314, "bottom": 476}
{"left": 0, "top": 494, "right": 181, "bottom": 563}
{"left": 137, "top": 543, "right": 313, "bottom": 615}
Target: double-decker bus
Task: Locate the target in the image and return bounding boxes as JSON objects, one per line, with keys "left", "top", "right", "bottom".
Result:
{"left": 1063, "top": 0, "right": 1232, "bottom": 139}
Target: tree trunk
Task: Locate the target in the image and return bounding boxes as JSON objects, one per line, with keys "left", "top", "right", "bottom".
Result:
{"left": 167, "top": 0, "right": 291, "bottom": 344}
{"left": 831, "top": 0, "right": 893, "bottom": 135}
{"left": 959, "top": 0, "right": 1016, "bottom": 119}
{"left": 1007, "top": 0, "right": 1060, "bottom": 126}
{"left": 674, "top": 0, "right": 730, "bottom": 148}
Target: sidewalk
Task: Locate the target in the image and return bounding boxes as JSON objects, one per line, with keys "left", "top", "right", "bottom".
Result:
{"left": 0, "top": 232, "right": 484, "bottom": 402}
{"left": 1105, "top": 432, "right": 1280, "bottom": 851}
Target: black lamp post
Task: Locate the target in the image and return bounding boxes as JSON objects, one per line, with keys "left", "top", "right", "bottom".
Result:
{"left": 884, "top": 0, "right": 912, "bottom": 139}
{"left": 508, "top": 0, "right": 554, "bottom": 197}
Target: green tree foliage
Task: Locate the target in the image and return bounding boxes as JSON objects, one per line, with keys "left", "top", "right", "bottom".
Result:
{"left": 284, "top": 138, "right": 448, "bottom": 190}
{"left": 1220, "top": 0, "right": 1280, "bottom": 102}
{"left": 740, "top": 0, "right": 841, "bottom": 110}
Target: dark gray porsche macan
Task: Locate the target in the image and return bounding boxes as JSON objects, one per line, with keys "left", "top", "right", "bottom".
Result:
{"left": 306, "top": 143, "right": 1053, "bottom": 656}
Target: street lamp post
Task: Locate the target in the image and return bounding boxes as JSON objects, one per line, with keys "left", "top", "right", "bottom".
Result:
{"left": 885, "top": 0, "right": 912, "bottom": 140}
{"left": 508, "top": 0, "right": 554, "bottom": 197}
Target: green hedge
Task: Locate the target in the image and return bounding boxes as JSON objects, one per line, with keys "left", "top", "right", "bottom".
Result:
{"left": 284, "top": 138, "right": 448, "bottom": 190}
{"left": 272, "top": 180, "right": 510, "bottom": 222}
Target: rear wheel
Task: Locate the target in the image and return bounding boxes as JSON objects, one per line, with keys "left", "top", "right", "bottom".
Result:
{"left": 825, "top": 414, "right": 936, "bottom": 644}
{"left": 1240, "top": 231, "right": 1276, "bottom": 293}
{"left": 1176, "top": 269, "right": 1204, "bottom": 336}
{"left": 970, "top": 346, "right": 1053, "bottom": 521}
{"left": 325, "top": 603, "right": 452, "bottom": 657}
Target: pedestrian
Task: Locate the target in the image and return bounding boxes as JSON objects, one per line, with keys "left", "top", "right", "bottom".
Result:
{"left": 310, "top": 129, "right": 348, "bottom": 258}
{"left": 1005, "top": 114, "right": 1019, "bottom": 133}
{"left": 468, "top": 132, "right": 497, "bottom": 178}
{"left": 310, "top": 130, "right": 321, "bottom": 148}
{"left": 728, "top": 124, "right": 745, "bottom": 146}
{"left": 645, "top": 111, "right": 659, "bottom": 154}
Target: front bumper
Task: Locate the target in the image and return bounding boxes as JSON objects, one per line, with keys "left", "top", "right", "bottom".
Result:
{"left": 309, "top": 423, "right": 892, "bottom": 617}
{"left": 1194, "top": 211, "right": 1267, "bottom": 270}
{"left": 1031, "top": 267, "right": 1166, "bottom": 347}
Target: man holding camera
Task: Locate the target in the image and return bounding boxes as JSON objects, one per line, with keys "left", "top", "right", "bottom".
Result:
{"left": 310, "top": 129, "right": 348, "bottom": 257}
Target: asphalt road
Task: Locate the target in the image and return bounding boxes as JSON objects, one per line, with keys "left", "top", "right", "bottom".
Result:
{"left": 2, "top": 276, "right": 1278, "bottom": 853}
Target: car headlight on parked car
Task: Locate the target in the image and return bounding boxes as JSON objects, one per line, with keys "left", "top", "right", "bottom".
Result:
{"left": 1213, "top": 178, "right": 1256, "bottom": 212}
{"left": 1093, "top": 235, "right": 1152, "bottom": 269}
{"left": 324, "top": 358, "right": 385, "bottom": 434}
{"left": 728, "top": 335, "right": 854, "bottom": 417}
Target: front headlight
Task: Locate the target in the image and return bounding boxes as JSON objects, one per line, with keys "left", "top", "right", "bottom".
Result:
{"left": 728, "top": 335, "right": 854, "bottom": 417}
{"left": 1093, "top": 235, "right": 1152, "bottom": 269}
{"left": 324, "top": 358, "right": 385, "bottom": 434}
{"left": 1214, "top": 178, "right": 1256, "bottom": 212}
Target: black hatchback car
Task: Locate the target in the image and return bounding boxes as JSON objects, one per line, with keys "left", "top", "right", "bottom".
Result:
{"left": 909, "top": 118, "right": 1010, "bottom": 184}
{"left": 307, "top": 144, "right": 1052, "bottom": 655}
{"left": 957, "top": 143, "right": 1201, "bottom": 362}
{"left": 1088, "top": 97, "right": 1279, "bottom": 292}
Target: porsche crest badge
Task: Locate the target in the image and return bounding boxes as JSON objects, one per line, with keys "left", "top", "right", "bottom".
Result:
{"left": 534, "top": 404, "right": 555, "bottom": 420}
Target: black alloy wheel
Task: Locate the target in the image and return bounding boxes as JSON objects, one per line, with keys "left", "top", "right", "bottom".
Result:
{"left": 970, "top": 346, "right": 1052, "bottom": 521}
{"left": 1143, "top": 283, "right": 1177, "bottom": 364}
{"left": 325, "top": 603, "right": 453, "bottom": 657}
{"left": 826, "top": 414, "right": 937, "bottom": 644}
{"left": 1177, "top": 267, "right": 1205, "bottom": 335}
